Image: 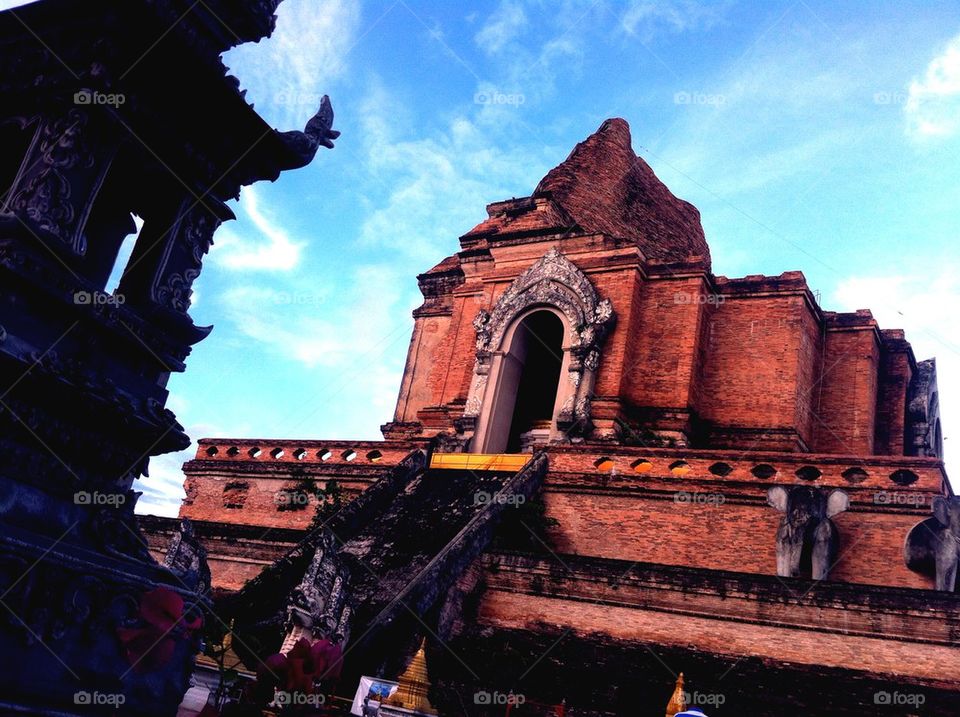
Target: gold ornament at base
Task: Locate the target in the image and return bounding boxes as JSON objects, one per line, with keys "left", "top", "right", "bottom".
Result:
{"left": 384, "top": 638, "right": 438, "bottom": 715}
{"left": 665, "top": 673, "right": 686, "bottom": 717}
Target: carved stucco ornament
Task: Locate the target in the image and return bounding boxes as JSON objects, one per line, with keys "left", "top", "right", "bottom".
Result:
{"left": 461, "top": 248, "right": 615, "bottom": 443}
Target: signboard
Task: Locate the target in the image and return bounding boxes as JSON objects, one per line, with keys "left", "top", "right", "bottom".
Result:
{"left": 350, "top": 676, "right": 399, "bottom": 716}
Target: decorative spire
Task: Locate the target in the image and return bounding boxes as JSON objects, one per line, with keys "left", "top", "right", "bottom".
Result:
{"left": 384, "top": 638, "right": 438, "bottom": 715}
{"left": 665, "top": 672, "right": 686, "bottom": 717}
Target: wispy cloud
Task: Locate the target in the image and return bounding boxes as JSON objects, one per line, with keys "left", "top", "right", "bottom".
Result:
{"left": 475, "top": 0, "right": 528, "bottom": 55}
{"left": 620, "top": 0, "right": 730, "bottom": 39}
{"left": 212, "top": 186, "right": 303, "bottom": 271}
{"left": 222, "top": 0, "right": 362, "bottom": 129}
{"left": 905, "top": 32, "right": 960, "bottom": 140}
{"left": 212, "top": 263, "right": 411, "bottom": 436}
{"left": 218, "top": 263, "right": 404, "bottom": 367}
{"left": 357, "top": 81, "right": 556, "bottom": 262}
{"left": 219, "top": 285, "right": 343, "bottom": 367}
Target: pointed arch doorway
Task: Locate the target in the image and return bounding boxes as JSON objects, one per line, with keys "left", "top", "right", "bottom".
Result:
{"left": 479, "top": 309, "right": 567, "bottom": 454}
{"left": 458, "top": 248, "right": 616, "bottom": 453}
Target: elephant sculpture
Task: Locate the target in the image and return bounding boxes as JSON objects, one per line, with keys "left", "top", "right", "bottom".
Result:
{"left": 767, "top": 486, "right": 850, "bottom": 580}
{"left": 904, "top": 496, "right": 960, "bottom": 591}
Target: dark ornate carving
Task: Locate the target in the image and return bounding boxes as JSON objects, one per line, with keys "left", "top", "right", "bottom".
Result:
{"left": 153, "top": 206, "right": 222, "bottom": 314}
{"left": 462, "top": 248, "right": 615, "bottom": 439}
{"left": 0, "top": 0, "right": 338, "bottom": 712}
{"left": 8, "top": 108, "right": 107, "bottom": 256}
{"left": 163, "top": 519, "right": 212, "bottom": 596}
{"left": 285, "top": 530, "right": 352, "bottom": 644}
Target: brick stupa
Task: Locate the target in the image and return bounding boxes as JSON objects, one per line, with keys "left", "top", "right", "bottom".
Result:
{"left": 144, "top": 119, "right": 955, "bottom": 716}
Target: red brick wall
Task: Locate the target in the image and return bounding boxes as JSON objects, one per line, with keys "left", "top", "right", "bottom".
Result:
{"left": 179, "top": 440, "right": 413, "bottom": 526}
{"left": 875, "top": 335, "right": 913, "bottom": 455}
{"left": 206, "top": 557, "right": 273, "bottom": 591}
{"left": 621, "top": 274, "right": 709, "bottom": 413}
{"left": 477, "top": 591, "right": 960, "bottom": 682}
{"left": 394, "top": 236, "right": 921, "bottom": 456}
{"left": 814, "top": 327, "right": 881, "bottom": 454}
{"left": 179, "top": 473, "right": 370, "bottom": 528}
{"left": 394, "top": 316, "right": 451, "bottom": 423}
{"left": 542, "top": 489, "right": 930, "bottom": 589}
{"left": 590, "top": 267, "right": 641, "bottom": 401}
{"left": 541, "top": 446, "right": 946, "bottom": 589}
{"left": 699, "top": 291, "right": 820, "bottom": 449}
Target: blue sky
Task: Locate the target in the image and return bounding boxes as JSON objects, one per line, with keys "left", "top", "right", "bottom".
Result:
{"left": 6, "top": 0, "right": 959, "bottom": 514}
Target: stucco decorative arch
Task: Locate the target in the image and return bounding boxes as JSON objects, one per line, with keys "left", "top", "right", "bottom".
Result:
{"left": 457, "top": 248, "right": 615, "bottom": 450}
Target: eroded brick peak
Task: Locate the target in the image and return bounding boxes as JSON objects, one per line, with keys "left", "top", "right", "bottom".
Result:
{"left": 532, "top": 117, "right": 710, "bottom": 266}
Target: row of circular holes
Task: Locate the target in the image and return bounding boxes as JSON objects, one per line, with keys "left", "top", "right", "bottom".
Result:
{"left": 205, "top": 445, "right": 384, "bottom": 463}
{"left": 592, "top": 458, "right": 919, "bottom": 486}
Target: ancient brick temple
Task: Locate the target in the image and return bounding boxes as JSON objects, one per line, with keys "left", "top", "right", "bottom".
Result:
{"left": 146, "top": 119, "right": 958, "bottom": 716}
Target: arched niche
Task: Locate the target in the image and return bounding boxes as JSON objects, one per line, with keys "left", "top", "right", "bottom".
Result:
{"left": 457, "top": 248, "right": 615, "bottom": 452}
{"left": 475, "top": 308, "right": 568, "bottom": 453}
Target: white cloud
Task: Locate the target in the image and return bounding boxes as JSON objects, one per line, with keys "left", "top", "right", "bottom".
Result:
{"left": 219, "top": 285, "right": 343, "bottom": 367}
{"left": 211, "top": 264, "right": 412, "bottom": 437}
{"left": 218, "top": 263, "right": 405, "bottom": 368}
{"left": 222, "top": 0, "right": 362, "bottom": 129}
{"left": 833, "top": 266, "right": 959, "bottom": 484}
{"left": 475, "top": 0, "right": 528, "bottom": 55}
{"left": 212, "top": 186, "right": 303, "bottom": 271}
{"left": 620, "top": 0, "right": 729, "bottom": 39}
{"left": 646, "top": 26, "right": 882, "bottom": 207}
{"left": 357, "top": 82, "right": 556, "bottom": 262}
{"left": 905, "top": 32, "right": 960, "bottom": 139}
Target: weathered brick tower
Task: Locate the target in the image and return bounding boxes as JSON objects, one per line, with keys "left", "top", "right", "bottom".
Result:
{"left": 146, "top": 119, "right": 958, "bottom": 716}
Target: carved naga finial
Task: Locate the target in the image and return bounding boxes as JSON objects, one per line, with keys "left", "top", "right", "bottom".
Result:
{"left": 304, "top": 95, "right": 340, "bottom": 149}
{"left": 278, "top": 95, "right": 340, "bottom": 169}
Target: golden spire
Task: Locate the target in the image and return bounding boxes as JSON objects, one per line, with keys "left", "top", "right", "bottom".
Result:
{"left": 384, "top": 638, "right": 438, "bottom": 715}
{"left": 665, "top": 672, "right": 686, "bottom": 717}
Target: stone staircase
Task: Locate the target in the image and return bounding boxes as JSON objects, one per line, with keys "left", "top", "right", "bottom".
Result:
{"left": 221, "top": 450, "right": 548, "bottom": 679}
